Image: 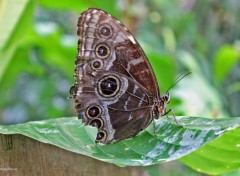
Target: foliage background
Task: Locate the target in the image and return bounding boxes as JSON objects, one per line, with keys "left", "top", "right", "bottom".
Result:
{"left": 0, "top": 0, "right": 239, "bottom": 175}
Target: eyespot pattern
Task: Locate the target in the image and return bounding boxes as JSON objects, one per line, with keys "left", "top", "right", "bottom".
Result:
{"left": 89, "top": 118, "right": 103, "bottom": 129}
{"left": 86, "top": 105, "right": 102, "bottom": 118}
{"left": 96, "top": 130, "right": 107, "bottom": 142}
{"left": 95, "top": 43, "right": 110, "bottom": 59}
{"left": 99, "top": 25, "right": 113, "bottom": 38}
{"left": 91, "top": 59, "right": 104, "bottom": 70}
{"left": 98, "top": 75, "right": 120, "bottom": 97}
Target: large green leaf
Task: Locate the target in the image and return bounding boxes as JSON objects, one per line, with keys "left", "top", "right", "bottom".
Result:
{"left": 0, "top": 116, "right": 239, "bottom": 171}
{"left": 0, "top": 0, "right": 35, "bottom": 84}
{"left": 0, "top": 0, "right": 31, "bottom": 50}
{"left": 180, "top": 126, "right": 240, "bottom": 175}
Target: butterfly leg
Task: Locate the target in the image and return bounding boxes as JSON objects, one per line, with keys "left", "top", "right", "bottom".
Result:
{"left": 150, "top": 106, "right": 157, "bottom": 136}
{"left": 153, "top": 119, "right": 157, "bottom": 137}
{"left": 162, "top": 109, "right": 171, "bottom": 119}
{"left": 162, "top": 108, "right": 182, "bottom": 127}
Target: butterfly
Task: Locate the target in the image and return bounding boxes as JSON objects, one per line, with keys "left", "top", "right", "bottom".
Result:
{"left": 70, "top": 8, "right": 174, "bottom": 144}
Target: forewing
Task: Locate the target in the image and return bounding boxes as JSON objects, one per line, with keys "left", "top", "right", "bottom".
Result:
{"left": 77, "top": 8, "right": 160, "bottom": 96}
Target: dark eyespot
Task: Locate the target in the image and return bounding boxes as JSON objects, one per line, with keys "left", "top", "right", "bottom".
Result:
{"left": 100, "top": 26, "right": 111, "bottom": 36}
{"left": 98, "top": 75, "right": 120, "bottom": 97}
{"left": 96, "top": 130, "right": 107, "bottom": 142}
{"left": 95, "top": 44, "right": 110, "bottom": 59}
{"left": 93, "top": 61, "right": 101, "bottom": 68}
{"left": 91, "top": 59, "right": 103, "bottom": 70}
{"left": 101, "top": 78, "right": 117, "bottom": 94}
{"left": 97, "top": 46, "right": 107, "bottom": 56}
{"left": 86, "top": 106, "right": 102, "bottom": 118}
{"left": 89, "top": 118, "right": 103, "bottom": 129}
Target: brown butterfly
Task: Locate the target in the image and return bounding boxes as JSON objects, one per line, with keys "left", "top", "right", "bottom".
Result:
{"left": 70, "top": 8, "right": 174, "bottom": 144}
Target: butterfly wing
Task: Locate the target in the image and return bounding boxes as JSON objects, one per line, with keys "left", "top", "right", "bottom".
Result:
{"left": 71, "top": 8, "right": 160, "bottom": 143}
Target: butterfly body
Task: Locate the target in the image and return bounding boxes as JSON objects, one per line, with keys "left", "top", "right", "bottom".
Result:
{"left": 70, "top": 8, "right": 170, "bottom": 143}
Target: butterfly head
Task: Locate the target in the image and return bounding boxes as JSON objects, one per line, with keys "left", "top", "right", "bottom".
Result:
{"left": 153, "top": 92, "right": 170, "bottom": 118}
{"left": 162, "top": 92, "right": 170, "bottom": 104}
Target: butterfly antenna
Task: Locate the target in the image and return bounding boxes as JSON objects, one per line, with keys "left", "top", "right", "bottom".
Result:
{"left": 166, "top": 72, "right": 191, "bottom": 93}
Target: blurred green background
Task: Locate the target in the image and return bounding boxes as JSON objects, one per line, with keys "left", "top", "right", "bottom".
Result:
{"left": 0, "top": 0, "right": 239, "bottom": 175}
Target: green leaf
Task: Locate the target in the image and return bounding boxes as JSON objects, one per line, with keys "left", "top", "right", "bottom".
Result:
{"left": 0, "top": 0, "right": 35, "bottom": 84}
{"left": 0, "top": 117, "right": 239, "bottom": 171}
{"left": 179, "top": 126, "right": 240, "bottom": 175}
{"left": 0, "top": 0, "right": 31, "bottom": 50}
{"left": 213, "top": 45, "right": 239, "bottom": 85}
{"left": 39, "top": 0, "right": 117, "bottom": 15}
{"left": 39, "top": 0, "right": 88, "bottom": 11}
